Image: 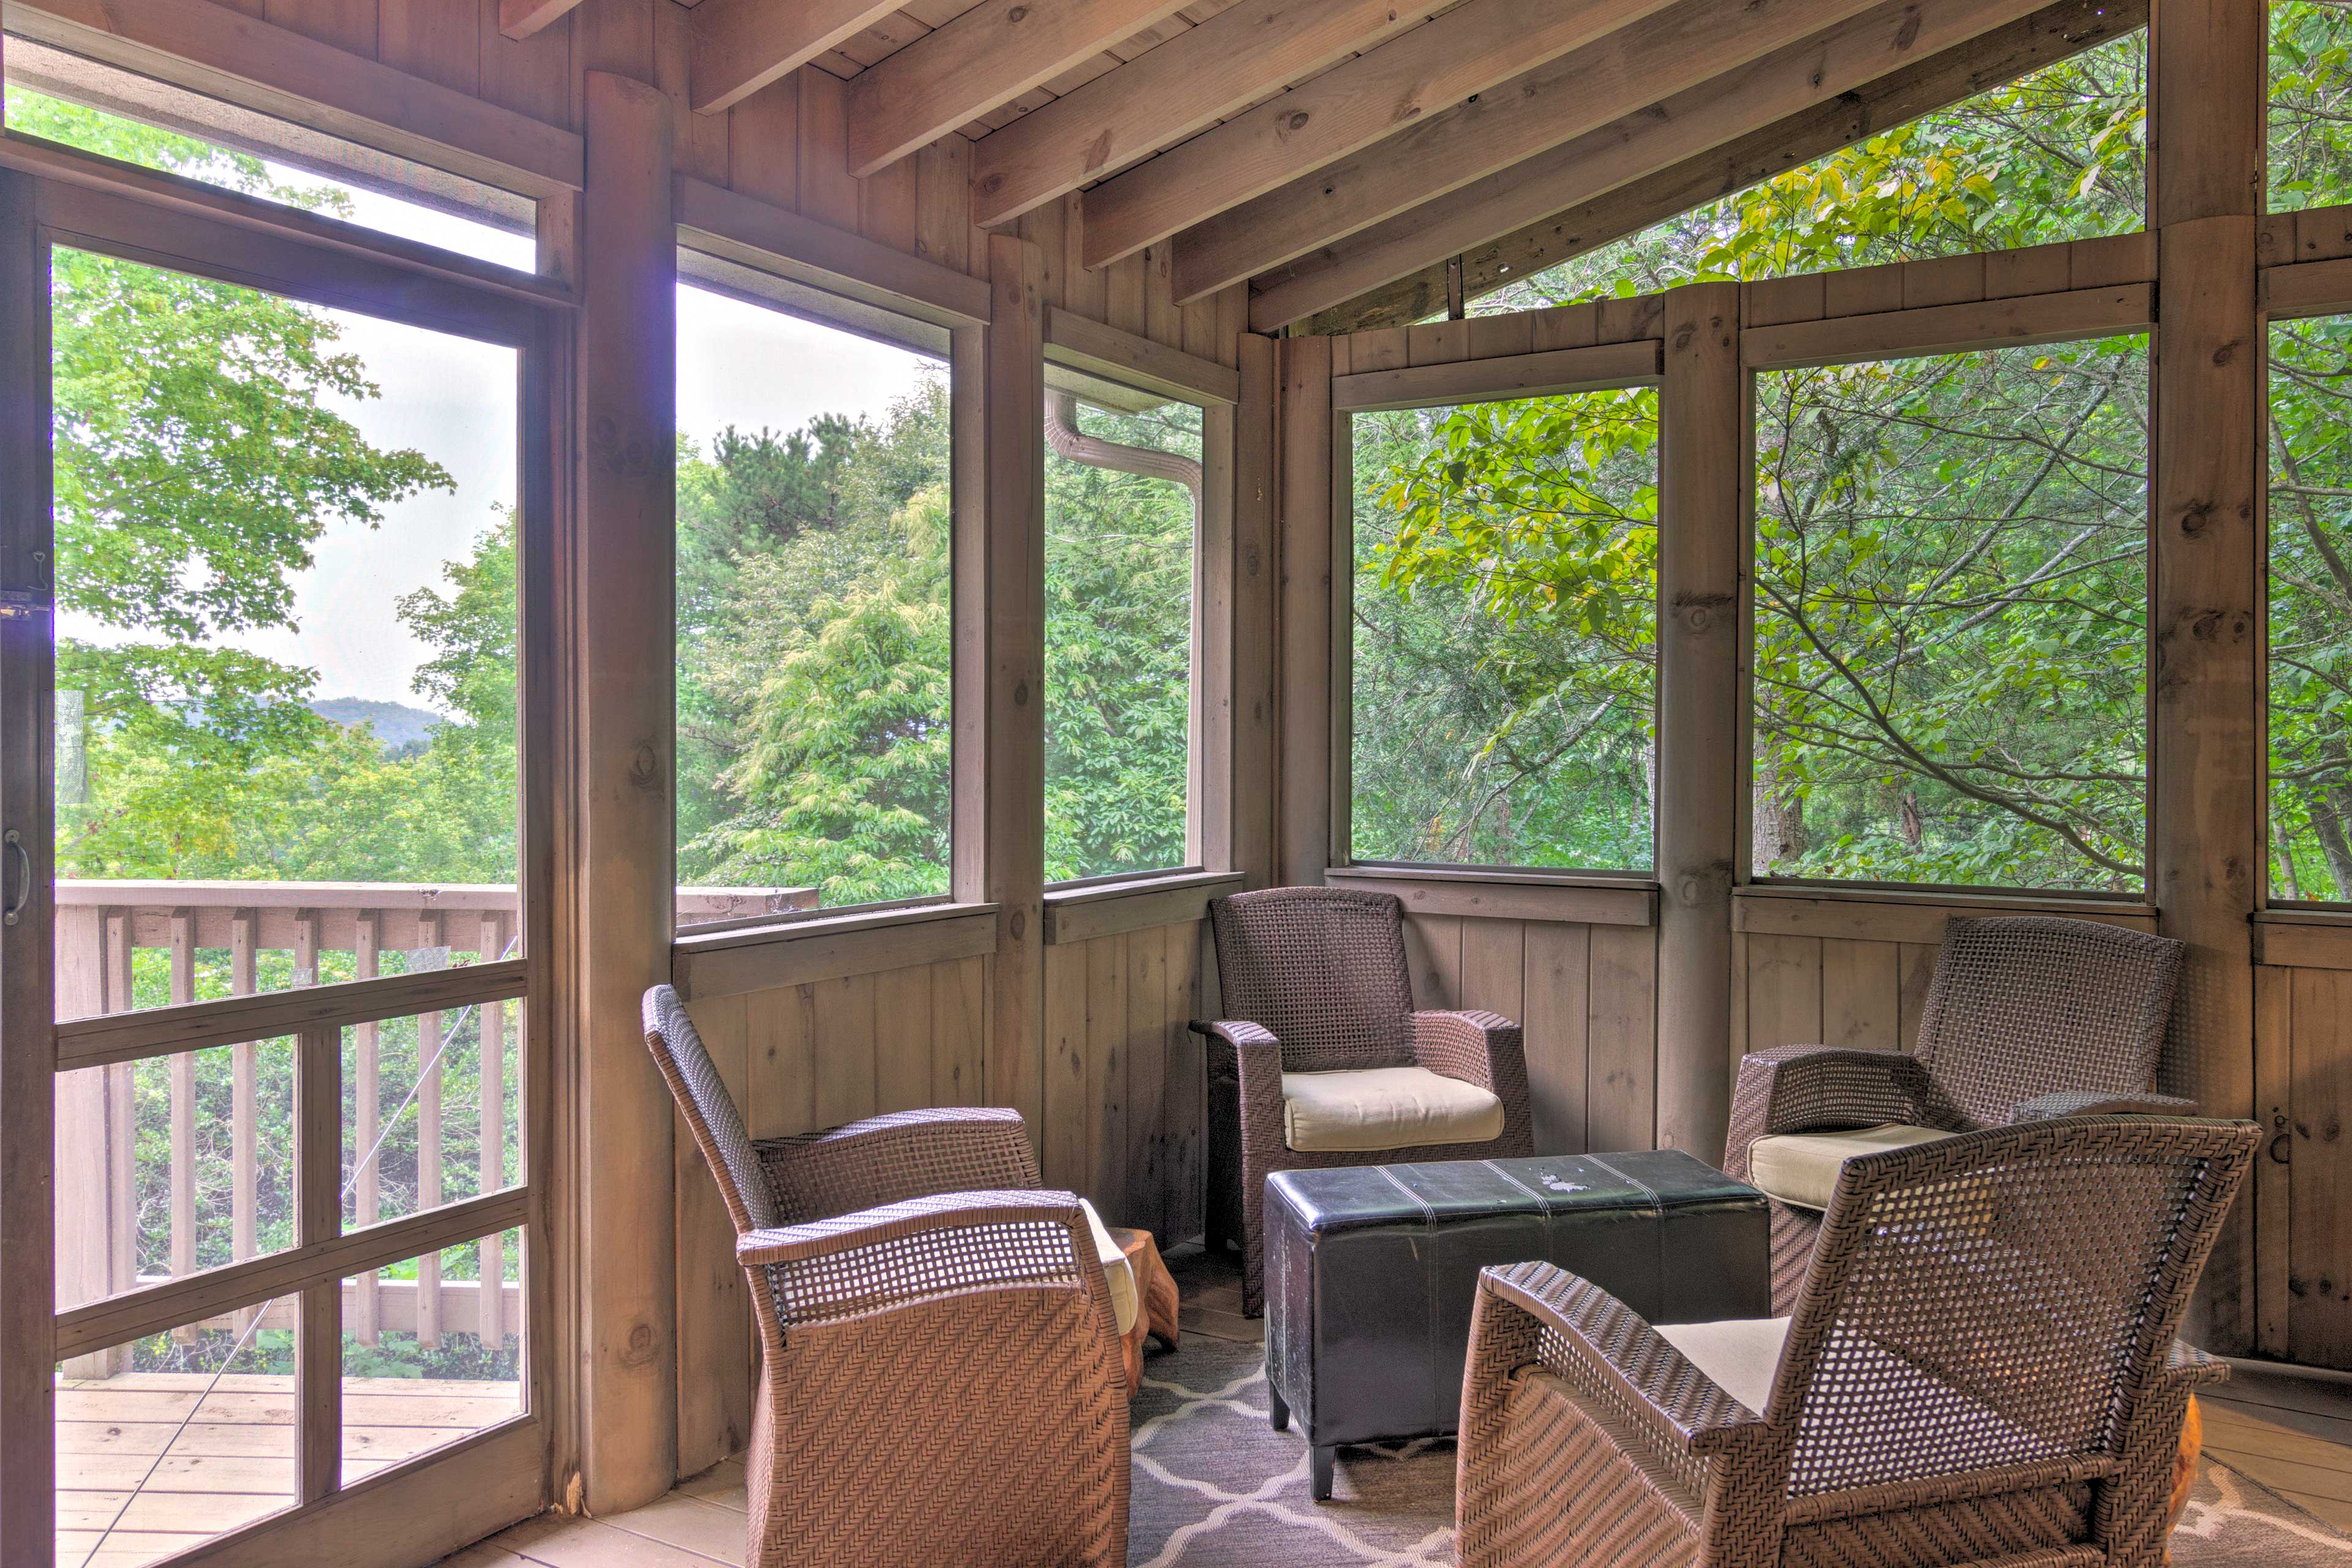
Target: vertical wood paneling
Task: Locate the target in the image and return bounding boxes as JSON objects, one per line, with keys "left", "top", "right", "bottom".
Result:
{"left": 1042, "top": 948, "right": 1088, "bottom": 1191}
{"left": 1125, "top": 925, "right": 1170, "bottom": 1236}
{"left": 1459, "top": 919, "right": 1525, "bottom": 1022}
{"left": 727, "top": 77, "right": 800, "bottom": 209}
{"left": 810, "top": 973, "right": 878, "bottom": 1128}
{"left": 1586, "top": 924, "right": 1656, "bottom": 1153}
{"left": 1896, "top": 943, "right": 1939, "bottom": 1050}
{"left": 1746, "top": 933, "right": 1823, "bottom": 1049}
{"left": 1164, "top": 926, "right": 1205, "bottom": 1245}
{"left": 674, "top": 992, "right": 750, "bottom": 1479}
{"left": 1085, "top": 936, "right": 1129, "bottom": 1215}
{"left": 2290, "top": 968, "right": 2352, "bottom": 1367}
{"left": 745, "top": 981, "right": 816, "bottom": 1139}
{"left": 932, "top": 954, "right": 987, "bottom": 1106}
{"left": 2255, "top": 964, "right": 2292, "bottom": 1359}
{"left": 873, "top": 962, "right": 933, "bottom": 1114}
{"left": 796, "top": 69, "right": 859, "bottom": 231}
{"left": 1522, "top": 922, "right": 1591, "bottom": 1155}
{"left": 1820, "top": 938, "right": 1901, "bottom": 1050}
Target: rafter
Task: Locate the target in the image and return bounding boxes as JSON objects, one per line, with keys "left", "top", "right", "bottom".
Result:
{"left": 689, "top": 0, "right": 909, "bottom": 116}
{"left": 846, "top": 0, "right": 1193, "bottom": 175}
{"left": 1076, "top": 0, "right": 1683, "bottom": 271}
{"left": 1295, "top": 0, "right": 2146, "bottom": 334}
{"left": 1248, "top": 0, "right": 2098, "bottom": 329}
{"left": 1169, "top": 0, "right": 1901, "bottom": 303}
{"left": 970, "top": 0, "right": 1432, "bottom": 229}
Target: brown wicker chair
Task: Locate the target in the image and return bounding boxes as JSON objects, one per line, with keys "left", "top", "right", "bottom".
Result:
{"left": 643, "top": 984, "right": 1129, "bottom": 1568}
{"left": 1194, "top": 886, "right": 1534, "bottom": 1316}
{"left": 1725, "top": 914, "right": 2190, "bottom": 1311}
{"left": 1457, "top": 1114, "right": 2258, "bottom": 1568}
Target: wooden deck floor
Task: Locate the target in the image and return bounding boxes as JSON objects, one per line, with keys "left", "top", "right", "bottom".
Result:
{"left": 55, "top": 1371, "right": 521, "bottom": 1568}
{"left": 447, "top": 1251, "right": 2352, "bottom": 1568}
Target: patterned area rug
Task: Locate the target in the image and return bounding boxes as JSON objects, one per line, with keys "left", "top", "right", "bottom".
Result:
{"left": 1128, "top": 1337, "right": 2352, "bottom": 1568}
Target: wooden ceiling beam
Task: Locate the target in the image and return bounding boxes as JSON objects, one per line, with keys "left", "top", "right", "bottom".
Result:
{"left": 1077, "top": 0, "right": 1684, "bottom": 271}
{"left": 689, "top": 0, "right": 911, "bottom": 116}
{"left": 496, "top": 0, "right": 578, "bottom": 41}
{"left": 1170, "top": 0, "right": 1901, "bottom": 303}
{"left": 1293, "top": 0, "right": 2145, "bottom": 334}
{"left": 846, "top": 0, "right": 1193, "bottom": 176}
{"left": 970, "top": 0, "right": 1432, "bottom": 230}
{"left": 1249, "top": 0, "right": 2103, "bottom": 330}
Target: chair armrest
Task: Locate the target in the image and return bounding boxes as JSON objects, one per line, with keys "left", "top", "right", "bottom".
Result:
{"left": 754, "top": 1107, "right": 1041, "bottom": 1223}
{"left": 1412, "top": 1011, "right": 1534, "bottom": 1152}
{"left": 2166, "top": 1338, "right": 2230, "bottom": 1388}
{"left": 1725, "top": 1046, "right": 1932, "bottom": 1181}
{"left": 738, "top": 1188, "right": 1109, "bottom": 1327}
{"left": 2009, "top": 1090, "right": 2199, "bottom": 1122}
{"left": 1194, "top": 1019, "right": 1286, "bottom": 1135}
{"left": 1471, "top": 1261, "right": 1774, "bottom": 1460}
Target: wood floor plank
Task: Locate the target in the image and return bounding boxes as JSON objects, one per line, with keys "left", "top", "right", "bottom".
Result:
{"left": 599, "top": 1494, "right": 748, "bottom": 1566}
{"left": 2201, "top": 1402, "right": 2352, "bottom": 1464}
{"left": 2203, "top": 1445, "right": 2352, "bottom": 1504}
{"left": 496, "top": 1513, "right": 733, "bottom": 1567}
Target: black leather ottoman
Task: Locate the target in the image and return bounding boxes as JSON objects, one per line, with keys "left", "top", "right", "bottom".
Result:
{"left": 1262, "top": 1149, "right": 1771, "bottom": 1499}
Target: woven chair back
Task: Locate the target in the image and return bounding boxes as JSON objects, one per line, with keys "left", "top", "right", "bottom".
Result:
{"left": 1772, "top": 1117, "right": 2255, "bottom": 1499}
{"left": 1912, "top": 916, "right": 2184, "bottom": 1128}
{"left": 644, "top": 984, "right": 776, "bottom": 1235}
{"left": 1207, "top": 887, "right": 1417, "bottom": 1071}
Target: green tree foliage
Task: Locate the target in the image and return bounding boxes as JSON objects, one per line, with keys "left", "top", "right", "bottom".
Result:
{"left": 1352, "top": 391, "right": 1657, "bottom": 870}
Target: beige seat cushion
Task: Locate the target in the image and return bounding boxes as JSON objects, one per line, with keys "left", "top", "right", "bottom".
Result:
{"left": 1656, "top": 1316, "right": 1791, "bottom": 1416}
{"left": 1280, "top": 1066, "right": 1506, "bottom": 1153}
{"left": 1747, "top": 1123, "right": 1958, "bottom": 1212}
{"left": 1077, "top": 1197, "right": 1139, "bottom": 1337}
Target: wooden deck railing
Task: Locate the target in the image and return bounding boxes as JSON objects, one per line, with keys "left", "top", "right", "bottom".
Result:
{"left": 53, "top": 879, "right": 812, "bottom": 1368}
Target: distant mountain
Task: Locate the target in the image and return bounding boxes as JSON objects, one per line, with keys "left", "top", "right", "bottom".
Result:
{"left": 309, "top": 698, "right": 445, "bottom": 756}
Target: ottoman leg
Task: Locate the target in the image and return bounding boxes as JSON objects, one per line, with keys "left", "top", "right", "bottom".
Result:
{"left": 1268, "top": 1382, "right": 1290, "bottom": 1433}
{"left": 1311, "top": 1446, "right": 1335, "bottom": 1502}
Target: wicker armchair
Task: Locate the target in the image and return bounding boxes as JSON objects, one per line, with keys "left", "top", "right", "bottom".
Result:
{"left": 643, "top": 985, "right": 1129, "bottom": 1568}
{"left": 1457, "top": 1115, "right": 2258, "bottom": 1568}
{"left": 1726, "top": 914, "right": 2190, "bottom": 1311}
{"left": 1194, "top": 886, "right": 1534, "bottom": 1315}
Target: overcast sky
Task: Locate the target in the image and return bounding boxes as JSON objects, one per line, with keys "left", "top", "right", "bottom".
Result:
{"left": 61, "top": 172, "right": 940, "bottom": 712}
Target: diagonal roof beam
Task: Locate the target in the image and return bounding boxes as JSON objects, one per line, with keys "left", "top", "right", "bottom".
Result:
{"left": 1243, "top": 0, "right": 2103, "bottom": 328}
{"left": 1168, "top": 0, "right": 1905, "bottom": 303}
{"left": 970, "top": 0, "right": 1436, "bottom": 230}
{"left": 1077, "top": 0, "right": 1685, "bottom": 271}
{"left": 1292, "top": 0, "right": 2146, "bottom": 334}
{"left": 846, "top": 0, "right": 1194, "bottom": 175}
{"left": 691, "top": 0, "right": 913, "bottom": 116}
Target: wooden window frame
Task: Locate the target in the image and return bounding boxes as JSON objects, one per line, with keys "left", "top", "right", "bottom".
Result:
{"left": 1739, "top": 274, "right": 2158, "bottom": 902}
{"left": 669, "top": 183, "right": 987, "bottom": 952}
{"left": 1041, "top": 314, "right": 1233, "bottom": 895}
{"left": 0, "top": 135, "right": 569, "bottom": 1568}
{"left": 1330, "top": 337, "right": 1668, "bottom": 884}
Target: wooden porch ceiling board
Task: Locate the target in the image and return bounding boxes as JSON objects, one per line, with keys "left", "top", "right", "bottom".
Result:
{"left": 844, "top": 0, "right": 1195, "bottom": 175}
{"left": 1077, "top": 0, "right": 1686, "bottom": 271}
{"left": 1294, "top": 0, "right": 2148, "bottom": 334}
{"left": 968, "top": 0, "right": 1431, "bottom": 228}
{"left": 1245, "top": 0, "right": 2078, "bottom": 331}
{"left": 1169, "top": 0, "right": 1907, "bottom": 306}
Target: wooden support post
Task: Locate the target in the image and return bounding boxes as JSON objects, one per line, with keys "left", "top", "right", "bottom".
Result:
{"left": 1232, "top": 332, "right": 1280, "bottom": 889}
{"left": 571, "top": 68, "right": 678, "bottom": 1514}
{"left": 353, "top": 910, "right": 380, "bottom": 1346}
{"left": 416, "top": 911, "right": 443, "bottom": 1349}
{"left": 230, "top": 908, "right": 258, "bottom": 1336}
{"left": 1655, "top": 282, "right": 1743, "bottom": 1163}
{"left": 2149, "top": 0, "right": 2263, "bottom": 1354}
{"left": 103, "top": 909, "right": 132, "bottom": 1323}
{"left": 1275, "top": 334, "right": 1335, "bottom": 885}
{"left": 984, "top": 233, "right": 1048, "bottom": 1136}
{"left": 295, "top": 1025, "right": 342, "bottom": 1504}
{"left": 479, "top": 911, "right": 508, "bottom": 1351}
{"left": 0, "top": 163, "right": 54, "bottom": 1568}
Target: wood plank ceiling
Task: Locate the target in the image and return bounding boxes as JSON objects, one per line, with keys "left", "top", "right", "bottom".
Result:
{"left": 525, "top": 0, "right": 2145, "bottom": 334}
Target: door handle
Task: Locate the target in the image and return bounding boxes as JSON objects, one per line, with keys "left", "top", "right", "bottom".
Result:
{"left": 3, "top": 829, "right": 29, "bottom": 927}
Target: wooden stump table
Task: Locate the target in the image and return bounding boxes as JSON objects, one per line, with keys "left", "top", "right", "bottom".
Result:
{"left": 1107, "top": 1226, "right": 1180, "bottom": 1396}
